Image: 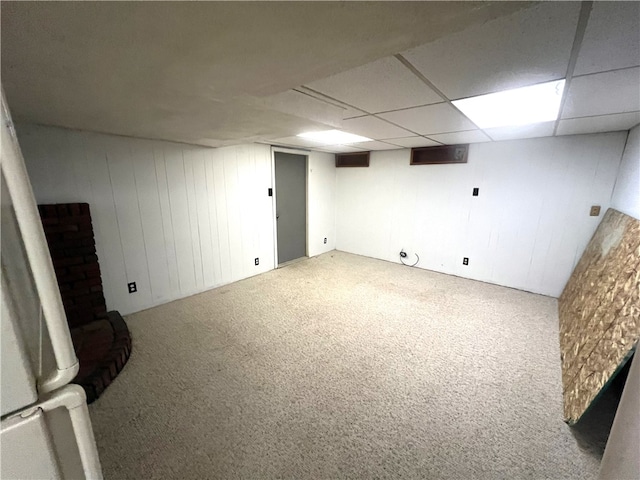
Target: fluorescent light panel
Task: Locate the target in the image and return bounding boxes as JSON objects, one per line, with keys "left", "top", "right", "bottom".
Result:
{"left": 452, "top": 79, "right": 566, "bottom": 129}
{"left": 297, "top": 129, "right": 372, "bottom": 145}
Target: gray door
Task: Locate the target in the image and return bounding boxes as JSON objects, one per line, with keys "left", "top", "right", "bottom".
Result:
{"left": 275, "top": 152, "right": 306, "bottom": 265}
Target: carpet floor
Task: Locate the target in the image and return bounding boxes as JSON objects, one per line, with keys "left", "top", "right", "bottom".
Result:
{"left": 89, "top": 251, "right": 600, "bottom": 479}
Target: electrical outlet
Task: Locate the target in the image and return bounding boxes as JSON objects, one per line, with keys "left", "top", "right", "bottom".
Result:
{"left": 255, "top": 257, "right": 259, "bottom": 266}
{"left": 127, "top": 282, "right": 137, "bottom": 294}
{"left": 472, "top": 187, "right": 479, "bottom": 196}
{"left": 324, "top": 237, "right": 327, "bottom": 244}
{"left": 462, "top": 257, "right": 469, "bottom": 266}
{"left": 590, "top": 205, "right": 601, "bottom": 216}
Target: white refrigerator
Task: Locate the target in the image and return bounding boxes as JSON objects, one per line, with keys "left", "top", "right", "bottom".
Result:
{"left": 0, "top": 89, "right": 103, "bottom": 479}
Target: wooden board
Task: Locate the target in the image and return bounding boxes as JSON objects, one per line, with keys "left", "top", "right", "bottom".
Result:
{"left": 559, "top": 208, "right": 640, "bottom": 424}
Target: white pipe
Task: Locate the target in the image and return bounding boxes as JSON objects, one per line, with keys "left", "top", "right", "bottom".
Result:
{"left": 1, "top": 89, "right": 79, "bottom": 390}
{"left": 23, "top": 385, "right": 103, "bottom": 479}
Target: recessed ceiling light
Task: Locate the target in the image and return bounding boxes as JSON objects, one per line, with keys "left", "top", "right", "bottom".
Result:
{"left": 452, "top": 79, "right": 566, "bottom": 129}
{"left": 297, "top": 129, "right": 372, "bottom": 145}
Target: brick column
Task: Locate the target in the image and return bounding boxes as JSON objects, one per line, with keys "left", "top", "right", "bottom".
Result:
{"left": 38, "top": 203, "right": 107, "bottom": 328}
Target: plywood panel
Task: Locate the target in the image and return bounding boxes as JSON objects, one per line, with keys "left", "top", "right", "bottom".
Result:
{"left": 559, "top": 208, "right": 640, "bottom": 424}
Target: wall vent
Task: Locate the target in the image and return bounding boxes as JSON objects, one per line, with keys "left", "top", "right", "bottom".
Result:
{"left": 410, "top": 144, "right": 469, "bottom": 165}
{"left": 335, "top": 151, "right": 370, "bottom": 168}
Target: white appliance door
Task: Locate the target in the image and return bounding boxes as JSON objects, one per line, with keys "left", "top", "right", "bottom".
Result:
{"left": 1, "top": 409, "right": 63, "bottom": 479}
{"left": 1, "top": 89, "right": 79, "bottom": 401}
{"left": 0, "top": 279, "right": 39, "bottom": 415}
{"left": 0, "top": 385, "right": 103, "bottom": 480}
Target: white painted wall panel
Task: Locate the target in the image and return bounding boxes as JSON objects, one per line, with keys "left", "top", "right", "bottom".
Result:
{"left": 80, "top": 133, "right": 130, "bottom": 312}
{"left": 307, "top": 151, "right": 337, "bottom": 257}
{"left": 104, "top": 135, "right": 153, "bottom": 313}
{"left": 211, "top": 151, "right": 233, "bottom": 284}
{"left": 17, "top": 125, "right": 279, "bottom": 315}
{"left": 183, "top": 148, "right": 205, "bottom": 290}
{"left": 336, "top": 133, "right": 627, "bottom": 297}
{"left": 192, "top": 150, "right": 215, "bottom": 287}
{"left": 152, "top": 144, "right": 181, "bottom": 297}
{"left": 131, "top": 140, "right": 172, "bottom": 304}
{"left": 164, "top": 145, "right": 197, "bottom": 297}
{"left": 611, "top": 125, "right": 640, "bottom": 220}
{"left": 203, "top": 152, "right": 224, "bottom": 285}
{"left": 223, "top": 147, "right": 245, "bottom": 281}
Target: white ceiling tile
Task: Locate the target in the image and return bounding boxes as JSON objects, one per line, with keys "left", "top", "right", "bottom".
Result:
{"left": 304, "top": 56, "right": 442, "bottom": 113}
{"left": 573, "top": 2, "right": 640, "bottom": 76}
{"left": 382, "top": 136, "right": 441, "bottom": 148}
{"left": 402, "top": 2, "right": 580, "bottom": 99}
{"left": 270, "top": 136, "right": 324, "bottom": 148}
{"left": 337, "top": 103, "right": 368, "bottom": 119}
{"left": 484, "top": 121, "right": 556, "bottom": 141}
{"left": 314, "top": 144, "right": 366, "bottom": 153}
{"left": 557, "top": 112, "right": 640, "bottom": 136}
{"left": 427, "top": 130, "right": 491, "bottom": 145}
{"left": 342, "top": 115, "right": 413, "bottom": 139}
{"left": 293, "top": 86, "right": 367, "bottom": 120}
{"left": 343, "top": 110, "right": 368, "bottom": 120}
{"left": 561, "top": 67, "right": 640, "bottom": 119}
{"left": 378, "top": 103, "right": 476, "bottom": 135}
{"left": 351, "top": 141, "right": 400, "bottom": 151}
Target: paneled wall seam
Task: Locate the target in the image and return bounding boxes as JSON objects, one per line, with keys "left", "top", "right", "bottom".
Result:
{"left": 335, "top": 134, "right": 626, "bottom": 297}
{"left": 104, "top": 152, "right": 129, "bottom": 291}
{"left": 129, "top": 142, "right": 154, "bottom": 300}
{"left": 608, "top": 129, "right": 630, "bottom": 204}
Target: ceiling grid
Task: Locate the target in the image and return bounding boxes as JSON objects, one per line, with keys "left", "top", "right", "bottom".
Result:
{"left": 552, "top": 1, "right": 594, "bottom": 136}
{"left": 2, "top": 1, "right": 638, "bottom": 152}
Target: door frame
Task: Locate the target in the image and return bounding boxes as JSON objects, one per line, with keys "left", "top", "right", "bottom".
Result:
{"left": 271, "top": 146, "right": 309, "bottom": 267}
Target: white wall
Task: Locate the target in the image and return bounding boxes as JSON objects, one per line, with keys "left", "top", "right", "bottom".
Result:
{"left": 611, "top": 125, "right": 640, "bottom": 219}
{"left": 18, "top": 125, "right": 338, "bottom": 315}
{"left": 335, "top": 133, "right": 627, "bottom": 297}
{"left": 307, "top": 150, "right": 337, "bottom": 257}
{"left": 17, "top": 125, "right": 334, "bottom": 315}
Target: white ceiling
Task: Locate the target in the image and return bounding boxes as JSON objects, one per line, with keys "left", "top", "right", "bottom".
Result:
{"left": 2, "top": 1, "right": 639, "bottom": 153}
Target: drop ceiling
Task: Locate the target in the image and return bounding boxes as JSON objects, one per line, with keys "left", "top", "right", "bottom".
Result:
{"left": 1, "top": 1, "right": 639, "bottom": 153}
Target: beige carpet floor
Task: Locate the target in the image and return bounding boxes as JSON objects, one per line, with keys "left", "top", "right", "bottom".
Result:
{"left": 89, "top": 251, "right": 600, "bottom": 479}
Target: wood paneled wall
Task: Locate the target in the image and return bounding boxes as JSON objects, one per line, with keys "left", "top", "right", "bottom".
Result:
{"left": 18, "top": 125, "right": 276, "bottom": 315}
{"left": 335, "top": 133, "right": 627, "bottom": 297}
{"left": 18, "top": 125, "right": 338, "bottom": 315}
